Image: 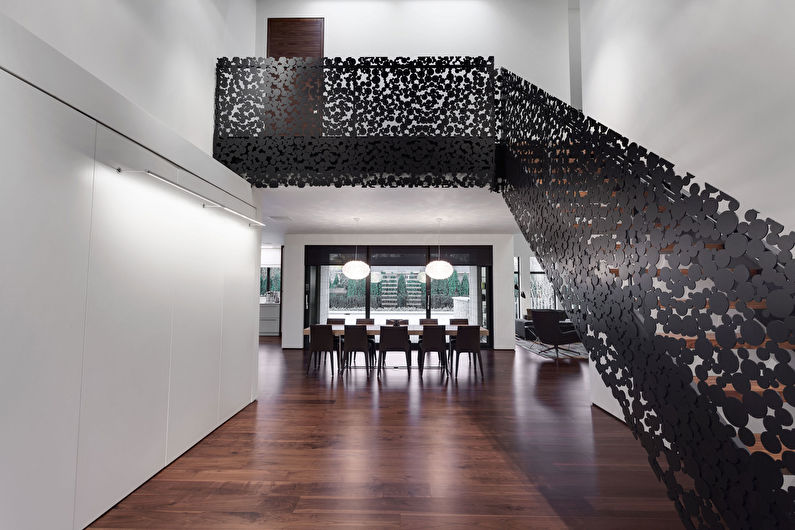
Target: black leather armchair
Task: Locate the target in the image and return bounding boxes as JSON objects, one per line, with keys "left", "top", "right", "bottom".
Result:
{"left": 531, "top": 310, "right": 580, "bottom": 359}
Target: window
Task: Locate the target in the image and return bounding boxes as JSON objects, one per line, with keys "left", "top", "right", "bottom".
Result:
{"left": 260, "top": 267, "right": 281, "bottom": 296}
{"left": 513, "top": 256, "right": 520, "bottom": 318}
{"left": 305, "top": 245, "right": 493, "bottom": 346}
{"left": 527, "top": 257, "right": 560, "bottom": 310}
{"left": 326, "top": 265, "right": 365, "bottom": 320}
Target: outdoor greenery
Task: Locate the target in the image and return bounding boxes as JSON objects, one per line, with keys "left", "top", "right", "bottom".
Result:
{"left": 430, "top": 270, "right": 468, "bottom": 309}
{"left": 328, "top": 271, "right": 470, "bottom": 310}
{"left": 329, "top": 274, "right": 366, "bottom": 309}
{"left": 260, "top": 267, "right": 281, "bottom": 296}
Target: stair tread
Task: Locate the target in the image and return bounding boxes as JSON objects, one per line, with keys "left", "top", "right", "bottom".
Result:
{"left": 693, "top": 377, "right": 790, "bottom": 469}
{"left": 658, "top": 299, "right": 767, "bottom": 310}
{"left": 616, "top": 242, "right": 725, "bottom": 253}
{"left": 609, "top": 267, "right": 762, "bottom": 277}
{"left": 661, "top": 332, "right": 794, "bottom": 349}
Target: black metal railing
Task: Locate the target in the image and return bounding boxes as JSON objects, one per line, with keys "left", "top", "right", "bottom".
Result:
{"left": 214, "top": 56, "right": 498, "bottom": 188}
{"left": 497, "top": 68, "right": 795, "bottom": 528}
{"left": 213, "top": 56, "right": 795, "bottom": 528}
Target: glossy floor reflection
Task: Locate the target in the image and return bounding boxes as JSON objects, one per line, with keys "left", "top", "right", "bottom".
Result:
{"left": 90, "top": 338, "right": 681, "bottom": 529}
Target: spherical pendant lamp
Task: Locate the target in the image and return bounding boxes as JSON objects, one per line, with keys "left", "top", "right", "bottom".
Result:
{"left": 425, "top": 259, "right": 454, "bottom": 280}
{"left": 370, "top": 271, "right": 382, "bottom": 283}
{"left": 342, "top": 218, "right": 370, "bottom": 280}
{"left": 425, "top": 218, "right": 453, "bottom": 280}
{"left": 416, "top": 271, "right": 426, "bottom": 283}
{"left": 342, "top": 259, "right": 370, "bottom": 280}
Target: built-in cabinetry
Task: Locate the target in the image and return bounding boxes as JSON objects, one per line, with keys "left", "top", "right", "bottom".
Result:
{"left": 259, "top": 301, "right": 281, "bottom": 335}
{"left": 0, "top": 66, "right": 259, "bottom": 530}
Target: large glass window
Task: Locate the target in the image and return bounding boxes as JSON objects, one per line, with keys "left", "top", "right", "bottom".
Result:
{"left": 370, "top": 265, "right": 426, "bottom": 325}
{"left": 305, "top": 245, "right": 493, "bottom": 346}
{"left": 322, "top": 265, "right": 366, "bottom": 324}
{"left": 260, "top": 266, "right": 281, "bottom": 299}
{"left": 513, "top": 256, "right": 520, "bottom": 318}
{"left": 429, "top": 265, "right": 479, "bottom": 326}
{"left": 527, "top": 257, "right": 560, "bottom": 309}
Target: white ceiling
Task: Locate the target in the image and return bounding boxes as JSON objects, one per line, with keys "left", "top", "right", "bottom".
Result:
{"left": 255, "top": 187, "right": 521, "bottom": 245}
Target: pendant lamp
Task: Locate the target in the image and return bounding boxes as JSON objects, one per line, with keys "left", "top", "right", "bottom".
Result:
{"left": 342, "top": 218, "right": 370, "bottom": 280}
{"left": 426, "top": 218, "right": 453, "bottom": 280}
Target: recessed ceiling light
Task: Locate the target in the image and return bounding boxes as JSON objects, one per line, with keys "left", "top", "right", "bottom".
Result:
{"left": 268, "top": 215, "right": 292, "bottom": 221}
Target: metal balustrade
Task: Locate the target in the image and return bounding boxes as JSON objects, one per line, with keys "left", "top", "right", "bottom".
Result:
{"left": 214, "top": 56, "right": 795, "bottom": 528}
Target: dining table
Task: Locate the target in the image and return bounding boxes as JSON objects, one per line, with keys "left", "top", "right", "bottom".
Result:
{"left": 302, "top": 324, "right": 490, "bottom": 337}
{"left": 302, "top": 325, "right": 489, "bottom": 372}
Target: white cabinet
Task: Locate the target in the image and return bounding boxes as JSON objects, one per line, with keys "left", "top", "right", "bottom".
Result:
{"left": 220, "top": 229, "right": 260, "bottom": 421}
{"left": 1, "top": 29, "right": 259, "bottom": 530}
{"left": 166, "top": 199, "right": 225, "bottom": 463}
{"left": 74, "top": 127, "right": 177, "bottom": 528}
{"left": 0, "top": 70, "right": 96, "bottom": 530}
{"left": 259, "top": 303, "right": 281, "bottom": 335}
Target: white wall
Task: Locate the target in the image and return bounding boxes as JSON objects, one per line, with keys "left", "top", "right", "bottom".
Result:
{"left": 0, "top": 21, "right": 260, "bottom": 530}
{"left": 567, "top": 0, "right": 582, "bottom": 109}
{"left": 581, "top": 0, "right": 795, "bottom": 229}
{"left": 255, "top": 0, "right": 572, "bottom": 102}
{"left": 261, "top": 247, "right": 282, "bottom": 266}
{"left": 0, "top": 0, "right": 257, "bottom": 154}
{"left": 282, "top": 233, "right": 516, "bottom": 350}
{"left": 579, "top": 0, "right": 795, "bottom": 423}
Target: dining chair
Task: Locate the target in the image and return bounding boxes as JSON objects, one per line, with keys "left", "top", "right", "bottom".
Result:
{"left": 419, "top": 324, "right": 447, "bottom": 376}
{"left": 386, "top": 319, "right": 409, "bottom": 326}
{"left": 355, "top": 318, "right": 377, "bottom": 355}
{"left": 417, "top": 318, "right": 437, "bottom": 349}
{"left": 326, "top": 318, "right": 346, "bottom": 356}
{"left": 378, "top": 325, "right": 411, "bottom": 375}
{"left": 448, "top": 318, "right": 469, "bottom": 363}
{"left": 453, "top": 325, "right": 483, "bottom": 380}
{"left": 307, "top": 324, "right": 336, "bottom": 375}
{"left": 343, "top": 325, "right": 374, "bottom": 371}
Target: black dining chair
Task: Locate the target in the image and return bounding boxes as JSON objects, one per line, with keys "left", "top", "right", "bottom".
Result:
{"left": 307, "top": 324, "right": 336, "bottom": 375}
{"left": 343, "top": 325, "right": 374, "bottom": 371}
{"left": 386, "top": 319, "right": 409, "bottom": 326}
{"left": 448, "top": 318, "right": 469, "bottom": 365}
{"left": 419, "top": 325, "right": 448, "bottom": 376}
{"left": 326, "top": 318, "right": 346, "bottom": 354}
{"left": 378, "top": 325, "right": 411, "bottom": 375}
{"left": 453, "top": 325, "right": 483, "bottom": 380}
{"left": 417, "top": 318, "right": 438, "bottom": 350}
{"left": 531, "top": 309, "right": 580, "bottom": 359}
{"left": 355, "top": 318, "right": 377, "bottom": 361}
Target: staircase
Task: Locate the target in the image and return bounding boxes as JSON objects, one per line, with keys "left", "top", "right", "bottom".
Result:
{"left": 497, "top": 68, "right": 795, "bottom": 528}
{"left": 213, "top": 56, "right": 795, "bottom": 529}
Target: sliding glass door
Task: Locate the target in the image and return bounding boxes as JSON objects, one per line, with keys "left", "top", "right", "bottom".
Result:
{"left": 369, "top": 265, "right": 427, "bottom": 324}
{"left": 305, "top": 245, "right": 493, "bottom": 346}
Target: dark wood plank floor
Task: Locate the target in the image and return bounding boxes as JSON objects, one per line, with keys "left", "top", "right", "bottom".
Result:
{"left": 90, "top": 338, "right": 681, "bottom": 529}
